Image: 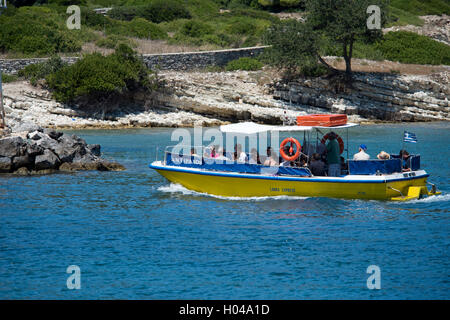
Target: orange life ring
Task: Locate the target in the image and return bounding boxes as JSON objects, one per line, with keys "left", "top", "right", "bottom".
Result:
{"left": 321, "top": 133, "right": 344, "bottom": 154}
{"left": 280, "top": 137, "right": 301, "bottom": 161}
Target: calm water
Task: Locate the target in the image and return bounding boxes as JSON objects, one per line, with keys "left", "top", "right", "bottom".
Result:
{"left": 0, "top": 122, "right": 449, "bottom": 299}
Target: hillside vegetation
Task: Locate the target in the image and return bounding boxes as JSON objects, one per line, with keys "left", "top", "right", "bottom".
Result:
{"left": 0, "top": 0, "right": 449, "bottom": 67}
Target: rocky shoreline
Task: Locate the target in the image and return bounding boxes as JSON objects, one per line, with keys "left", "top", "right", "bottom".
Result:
{"left": 0, "top": 123, "right": 125, "bottom": 175}
{"left": 2, "top": 67, "right": 449, "bottom": 130}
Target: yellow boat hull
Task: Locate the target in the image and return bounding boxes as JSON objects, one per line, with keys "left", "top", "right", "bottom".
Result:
{"left": 151, "top": 162, "right": 435, "bottom": 201}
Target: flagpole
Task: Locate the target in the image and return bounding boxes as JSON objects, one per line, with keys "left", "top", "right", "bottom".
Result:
{"left": 402, "top": 131, "right": 405, "bottom": 152}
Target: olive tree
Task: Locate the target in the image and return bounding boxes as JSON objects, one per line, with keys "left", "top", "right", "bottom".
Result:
{"left": 263, "top": 0, "right": 388, "bottom": 82}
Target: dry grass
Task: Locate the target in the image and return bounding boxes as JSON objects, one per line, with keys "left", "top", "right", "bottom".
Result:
{"left": 326, "top": 57, "right": 450, "bottom": 75}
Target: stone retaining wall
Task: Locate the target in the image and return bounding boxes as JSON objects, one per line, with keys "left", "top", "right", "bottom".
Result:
{"left": 0, "top": 46, "right": 268, "bottom": 74}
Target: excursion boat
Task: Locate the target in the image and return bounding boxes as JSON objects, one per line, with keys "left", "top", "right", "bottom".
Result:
{"left": 150, "top": 115, "right": 441, "bottom": 201}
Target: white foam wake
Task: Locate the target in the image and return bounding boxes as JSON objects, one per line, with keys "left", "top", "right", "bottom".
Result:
{"left": 401, "top": 193, "right": 450, "bottom": 204}
{"left": 157, "top": 183, "right": 310, "bottom": 201}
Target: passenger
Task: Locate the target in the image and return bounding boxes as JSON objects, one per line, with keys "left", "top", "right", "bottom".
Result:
{"left": 309, "top": 153, "right": 326, "bottom": 176}
{"left": 316, "top": 143, "right": 327, "bottom": 162}
{"left": 191, "top": 147, "right": 199, "bottom": 157}
{"left": 234, "top": 144, "right": 248, "bottom": 163}
{"left": 326, "top": 132, "right": 341, "bottom": 177}
{"left": 353, "top": 144, "right": 370, "bottom": 160}
{"left": 263, "top": 150, "right": 278, "bottom": 166}
{"left": 298, "top": 154, "right": 308, "bottom": 167}
{"left": 210, "top": 145, "right": 217, "bottom": 158}
{"left": 377, "top": 151, "right": 390, "bottom": 160}
{"left": 399, "top": 149, "right": 411, "bottom": 172}
{"left": 215, "top": 147, "right": 229, "bottom": 161}
{"left": 249, "top": 148, "right": 260, "bottom": 165}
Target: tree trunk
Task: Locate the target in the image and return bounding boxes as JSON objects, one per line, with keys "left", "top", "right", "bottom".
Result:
{"left": 343, "top": 35, "right": 354, "bottom": 83}
{"left": 317, "top": 54, "right": 339, "bottom": 74}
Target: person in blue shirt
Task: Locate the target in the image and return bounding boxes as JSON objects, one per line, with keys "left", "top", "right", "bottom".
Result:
{"left": 399, "top": 149, "right": 411, "bottom": 172}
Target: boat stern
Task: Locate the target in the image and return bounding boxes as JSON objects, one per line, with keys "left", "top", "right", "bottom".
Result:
{"left": 388, "top": 171, "right": 441, "bottom": 201}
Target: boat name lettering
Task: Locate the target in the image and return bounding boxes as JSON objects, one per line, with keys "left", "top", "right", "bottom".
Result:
{"left": 270, "top": 187, "right": 295, "bottom": 193}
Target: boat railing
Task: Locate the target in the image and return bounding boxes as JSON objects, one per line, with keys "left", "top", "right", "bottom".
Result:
{"left": 161, "top": 145, "right": 313, "bottom": 176}
{"left": 347, "top": 154, "right": 420, "bottom": 175}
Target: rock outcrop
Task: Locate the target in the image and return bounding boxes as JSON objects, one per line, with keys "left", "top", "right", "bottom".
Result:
{"left": 0, "top": 123, "right": 125, "bottom": 175}
{"left": 272, "top": 72, "right": 449, "bottom": 122}
{"left": 2, "top": 67, "right": 449, "bottom": 129}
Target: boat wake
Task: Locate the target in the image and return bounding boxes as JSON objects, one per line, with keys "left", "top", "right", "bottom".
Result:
{"left": 402, "top": 193, "right": 450, "bottom": 204}
{"left": 157, "top": 183, "right": 310, "bottom": 201}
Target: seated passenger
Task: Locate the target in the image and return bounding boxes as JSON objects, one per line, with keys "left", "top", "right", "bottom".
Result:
{"left": 399, "top": 149, "right": 411, "bottom": 172}
{"left": 215, "top": 147, "right": 229, "bottom": 161}
{"left": 377, "top": 151, "right": 390, "bottom": 160}
{"left": 353, "top": 144, "right": 370, "bottom": 160}
{"left": 234, "top": 144, "right": 248, "bottom": 163}
{"left": 299, "top": 154, "right": 308, "bottom": 167}
{"left": 191, "top": 148, "right": 199, "bottom": 157}
{"left": 263, "top": 151, "right": 278, "bottom": 166}
{"left": 309, "top": 153, "right": 326, "bottom": 176}
{"left": 210, "top": 145, "right": 218, "bottom": 158}
{"left": 249, "top": 148, "right": 260, "bottom": 165}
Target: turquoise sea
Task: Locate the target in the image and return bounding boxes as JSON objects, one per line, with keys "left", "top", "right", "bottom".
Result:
{"left": 0, "top": 122, "right": 449, "bottom": 299}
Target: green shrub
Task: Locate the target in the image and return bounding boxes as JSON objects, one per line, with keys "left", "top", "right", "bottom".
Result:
{"left": 106, "top": 18, "right": 167, "bottom": 40}
{"left": 0, "top": 6, "right": 88, "bottom": 55}
{"left": 96, "top": 35, "right": 138, "bottom": 49}
{"left": 225, "top": 19, "right": 256, "bottom": 35}
{"left": 180, "top": 20, "right": 213, "bottom": 37}
{"left": 141, "top": 0, "right": 192, "bottom": 23}
{"left": 81, "top": 6, "right": 112, "bottom": 29}
{"left": 109, "top": 0, "right": 191, "bottom": 23}
{"left": 352, "top": 41, "right": 385, "bottom": 61}
{"left": 18, "top": 56, "right": 66, "bottom": 85}
{"left": 390, "top": 0, "right": 450, "bottom": 15}
{"left": 387, "top": 7, "right": 424, "bottom": 27}
{"left": 1, "top": 74, "right": 18, "bottom": 83}
{"left": 375, "top": 31, "right": 450, "bottom": 65}
{"left": 108, "top": 6, "right": 142, "bottom": 21}
{"left": 300, "top": 63, "right": 328, "bottom": 77}
{"left": 225, "top": 57, "right": 263, "bottom": 71}
{"left": 46, "top": 44, "right": 155, "bottom": 105}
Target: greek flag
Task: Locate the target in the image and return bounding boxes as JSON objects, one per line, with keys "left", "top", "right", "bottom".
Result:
{"left": 404, "top": 131, "right": 417, "bottom": 143}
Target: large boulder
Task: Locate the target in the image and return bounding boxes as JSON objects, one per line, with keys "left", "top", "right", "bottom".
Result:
{"left": 26, "top": 142, "right": 44, "bottom": 157}
{"left": 28, "top": 131, "right": 45, "bottom": 141}
{"left": 0, "top": 136, "right": 26, "bottom": 158}
{"left": 13, "top": 155, "right": 33, "bottom": 169}
{"left": 34, "top": 149, "right": 61, "bottom": 170}
{"left": 36, "top": 134, "right": 59, "bottom": 151}
{"left": 97, "top": 161, "right": 125, "bottom": 171}
{"left": 44, "top": 129, "right": 63, "bottom": 140}
{"left": 13, "top": 167, "right": 30, "bottom": 176}
{"left": 72, "top": 152, "right": 98, "bottom": 164}
{"left": 0, "top": 156, "right": 12, "bottom": 173}
{"left": 58, "top": 133, "right": 81, "bottom": 148}
{"left": 53, "top": 144, "right": 86, "bottom": 163}
{"left": 59, "top": 160, "right": 125, "bottom": 172}
{"left": 87, "top": 144, "right": 101, "bottom": 157}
